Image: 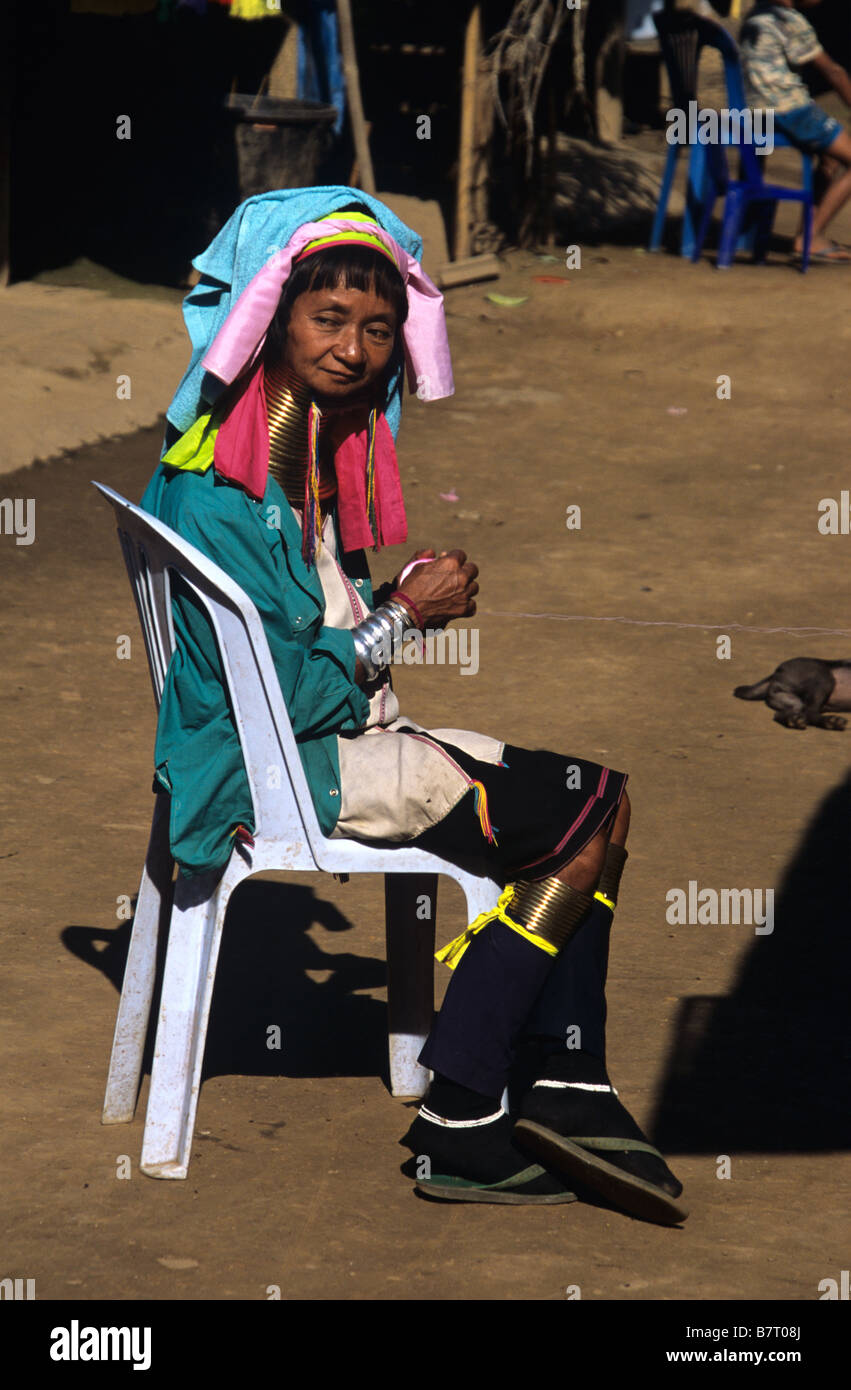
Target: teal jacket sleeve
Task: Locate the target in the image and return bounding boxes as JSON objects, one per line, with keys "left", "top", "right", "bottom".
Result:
{"left": 152, "top": 466, "right": 371, "bottom": 742}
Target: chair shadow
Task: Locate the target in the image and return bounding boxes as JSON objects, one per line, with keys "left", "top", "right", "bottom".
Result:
{"left": 658, "top": 203, "right": 798, "bottom": 266}
{"left": 649, "top": 770, "right": 851, "bottom": 1153}
{"left": 62, "top": 878, "right": 390, "bottom": 1088}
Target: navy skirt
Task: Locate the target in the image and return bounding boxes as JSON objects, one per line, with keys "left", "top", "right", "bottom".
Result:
{"left": 409, "top": 740, "right": 628, "bottom": 884}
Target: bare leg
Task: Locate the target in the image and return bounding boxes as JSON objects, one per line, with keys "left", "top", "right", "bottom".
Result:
{"left": 552, "top": 790, "right": 630, "bottom": 893}
{"left": 794, "top": 130, "right": 851, "bottom": 256}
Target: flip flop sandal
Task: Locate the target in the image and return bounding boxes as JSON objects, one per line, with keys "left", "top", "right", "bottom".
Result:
{"left": 415, "top": 1163, "right": 578, "bottom": 1206}
{"left": 513, "top": 1121, "right": 689, "bottom": 1226}
{"left": 793, "top": 242, "right": 851, "bottom": 264}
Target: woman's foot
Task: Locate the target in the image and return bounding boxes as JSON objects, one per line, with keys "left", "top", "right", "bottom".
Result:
{"left": 401, "top": 1079, "right": 576, "bottom": 1205}
{"left": 513, "top": 1051, "right": 688, "bottom": 1225}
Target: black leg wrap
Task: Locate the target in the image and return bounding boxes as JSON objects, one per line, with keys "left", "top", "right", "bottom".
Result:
{"left": 521, "top": 896, "right": 614, "bottom": 1061}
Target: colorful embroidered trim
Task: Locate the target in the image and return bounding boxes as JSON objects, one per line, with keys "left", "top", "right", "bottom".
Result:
{"left": 470, "top": 779, "right": 497, "bottom": 846}
{"left": 365, "top": 406, "right": 378, "bottom": 546}
{"left": 302, "top": 401, "right": 323, "bottom": 567}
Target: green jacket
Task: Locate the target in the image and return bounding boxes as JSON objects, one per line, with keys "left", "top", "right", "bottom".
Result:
{"left": 140, "top": 457, "right": 373, "bottom": 875}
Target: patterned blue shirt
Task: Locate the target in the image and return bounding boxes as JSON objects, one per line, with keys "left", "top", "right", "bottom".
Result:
{"left": 739, "top": 4, "right": 823, "bottom": 112}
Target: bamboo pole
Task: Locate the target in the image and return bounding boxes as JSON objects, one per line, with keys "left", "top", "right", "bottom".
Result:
{"left": 455, "top": 1, "right": 481, "bottom": 260}
{"left": 471, "top": 46, "right": 494, "bottom": 232}
{"left": 336, "top": 0, "right": 376, "bottom": 194}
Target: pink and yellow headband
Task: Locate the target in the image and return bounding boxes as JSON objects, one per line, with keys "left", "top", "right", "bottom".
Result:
{"left": 294, "top": 209, "right": 399, "bottom": 268}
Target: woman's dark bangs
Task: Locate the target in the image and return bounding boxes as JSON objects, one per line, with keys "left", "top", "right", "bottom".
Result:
{"left": 262, "top": 240, "right": 409, "bottom": 369}
{"left": 302, "top": 244, "right": 409, "bottom": 323}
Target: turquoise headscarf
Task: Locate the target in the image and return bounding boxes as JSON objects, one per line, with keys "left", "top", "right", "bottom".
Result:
{"left": 163, "top": 186, "right": 424, "bottom": 458}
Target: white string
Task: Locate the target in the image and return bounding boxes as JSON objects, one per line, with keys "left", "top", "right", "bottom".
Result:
{"left": 479, "top": 610, "right": 851, "bottom": 638}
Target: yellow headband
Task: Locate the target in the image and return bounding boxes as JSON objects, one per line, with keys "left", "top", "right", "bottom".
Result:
{"left": 294, "top": 209, "right": 399, "bottom": 269}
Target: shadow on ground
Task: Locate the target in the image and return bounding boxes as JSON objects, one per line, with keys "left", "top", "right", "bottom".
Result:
{"left": 62, "top": 768, "right": 851, "bottom": 1153}
{"left": 650, "top": 770, "right": 851, "bottom": 1153}
{"left": 62, "top": 879, "right": 389, "bottom": 1088}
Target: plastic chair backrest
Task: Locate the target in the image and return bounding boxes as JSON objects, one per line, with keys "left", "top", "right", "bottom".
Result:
{"left": 93, "top": 481, "right": 326, "bottom": 857}
{"left": 654, "top": 10, "right": 766, "bottom": 180}
{"left": 654, "top": 7, "right": 705, "bottom": 108}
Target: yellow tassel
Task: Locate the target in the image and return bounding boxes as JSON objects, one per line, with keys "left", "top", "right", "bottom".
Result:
{"left": 366, "top": 406, "right": 378, "bottom": 545}
{"left": 435, "top": 886, "right": 559, "bottom": 970}
{"left": 303, "top": 402, "right": 323, "bottom": 564}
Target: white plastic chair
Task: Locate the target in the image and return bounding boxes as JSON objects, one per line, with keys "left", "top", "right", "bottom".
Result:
{"left": 94, "top": 482, "right": 500, "bottom": 1179}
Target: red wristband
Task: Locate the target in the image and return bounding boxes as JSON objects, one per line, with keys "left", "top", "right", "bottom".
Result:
{"left": 391, "top": 590, "right": 424, "bottom": 630}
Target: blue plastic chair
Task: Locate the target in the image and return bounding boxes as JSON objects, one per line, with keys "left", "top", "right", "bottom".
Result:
{"left": 650, "top": 9, "right": 716, "bottom": 257}
{"left": 650, "top": 10, "right": 813, "bottom": 268}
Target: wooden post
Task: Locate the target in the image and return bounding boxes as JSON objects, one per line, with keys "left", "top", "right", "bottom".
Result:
{"left": 455, "top": 1, "right": 481, "bottom": 261}
{"left": 336, "top": 0, "right": 376, "bottom": 194}
{"left": 471, "top": 44, "right": 494, "bottom": 235}
{"left": 349, "top": 120, "right": 372, "bottom": 188}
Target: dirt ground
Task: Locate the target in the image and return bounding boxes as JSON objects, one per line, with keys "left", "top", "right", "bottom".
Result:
{"left": 2, "top": 222, "right": 850, "bottom": 1304}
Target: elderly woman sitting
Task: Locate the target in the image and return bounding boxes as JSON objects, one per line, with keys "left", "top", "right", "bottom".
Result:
{"left": 141, "top": 187, "right": 686, "bottom": 1223}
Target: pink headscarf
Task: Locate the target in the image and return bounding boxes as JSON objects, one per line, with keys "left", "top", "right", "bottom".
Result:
{"left": 202, "top": 218, "right": 454, "bottom": 554}
{"left": 203, "top": 218, "right": 454, "bottom": 398}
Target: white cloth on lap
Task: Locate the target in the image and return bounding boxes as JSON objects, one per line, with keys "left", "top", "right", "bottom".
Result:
{"left": 303, "top": 509, "right": 503, "bottom": 842}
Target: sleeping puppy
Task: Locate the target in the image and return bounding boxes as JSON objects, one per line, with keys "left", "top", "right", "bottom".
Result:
{"left": 734, "top": 659, "right": 851, "bottom": 730}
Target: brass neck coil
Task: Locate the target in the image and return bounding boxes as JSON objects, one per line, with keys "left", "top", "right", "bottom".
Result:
{"left": 264, "top": 363, "right": 337, "bottom": 506}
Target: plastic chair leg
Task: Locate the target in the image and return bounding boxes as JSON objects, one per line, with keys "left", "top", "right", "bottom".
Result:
{"left": 384, "top": 871, "right": 501, "bottom": 1099}
{"left": 102, "top": 792, "right": 174, "bottom": 1126}
{"left": 682, "top": 143, "right": 714, "bottom": 259}
{"left": 717, "top": 188, "right": 746, "bottom": 268}
{"left": 385, "top": 873, "right": 437, "bottom": 1098}
{"left": 736, "top": 202, "right": 759, "bottom": 255}
{"left": 139, "top": 863, "right": 240, "bottom": 1178}
{"left": 650, "top": 146, "right": 678, "bottom": 251}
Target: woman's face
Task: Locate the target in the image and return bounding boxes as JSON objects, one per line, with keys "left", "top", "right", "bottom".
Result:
{"left": 283, "top": 279, "right": 399, "bottom": 405}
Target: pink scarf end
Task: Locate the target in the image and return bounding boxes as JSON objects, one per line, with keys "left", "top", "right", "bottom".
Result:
{"left": 212, "top": 364, "right": 407, "bottom": 554}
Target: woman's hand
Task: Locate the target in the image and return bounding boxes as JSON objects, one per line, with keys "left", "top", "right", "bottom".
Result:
{"left": 387, "top": 548, "right": 437, "bottom": 591}
{"left": 393, "top": 548, "right": 479, "bottom": 629}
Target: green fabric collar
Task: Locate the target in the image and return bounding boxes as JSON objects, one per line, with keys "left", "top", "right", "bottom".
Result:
{"left": 162, "top": 409, "right": 220, "bottom": 474}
